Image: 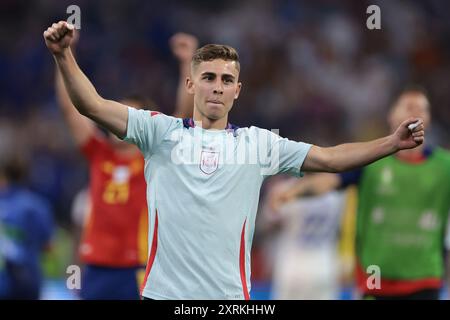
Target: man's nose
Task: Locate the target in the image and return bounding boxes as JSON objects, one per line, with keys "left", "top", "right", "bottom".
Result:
{"left": 213, "top": 81, "right": 224, "bottom": 95}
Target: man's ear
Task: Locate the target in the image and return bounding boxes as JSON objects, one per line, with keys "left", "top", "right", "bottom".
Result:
{"left": 234, "top": 82, "right": 242, "bottom": 100}
{"left": 186, "top": 77, "right": 195, "bottom": 94}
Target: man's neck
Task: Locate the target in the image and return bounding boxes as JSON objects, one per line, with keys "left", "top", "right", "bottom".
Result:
{"left": 193, "top": 111, "right": 228, "bottom": 130}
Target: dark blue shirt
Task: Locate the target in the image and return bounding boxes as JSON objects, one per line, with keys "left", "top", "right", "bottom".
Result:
{"left": 0, "top": 185, "right": 54, "bottom": 299}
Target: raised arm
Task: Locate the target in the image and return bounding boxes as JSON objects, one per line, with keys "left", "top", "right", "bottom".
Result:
{"left": 302, "top": 118, "right": 425, "bottom": 173}
{"left": 44, "top": 21, "right": 128, "bottom": 139}
{"left": 55, "top": 35, "right": 95, "bottom": 146}
{"left": 169, "top": 33, "right": 198, "bottom": 118}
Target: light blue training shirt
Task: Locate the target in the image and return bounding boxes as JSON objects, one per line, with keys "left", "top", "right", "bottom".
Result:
{"left": 123, "top": 107, "right": 312, "bottom": 300}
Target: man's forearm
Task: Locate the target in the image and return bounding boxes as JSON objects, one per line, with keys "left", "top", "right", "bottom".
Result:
{"left": 55, "top": 45, "right": 78, "bottom": 116}
{"left": 327, "top": 135, "right": 397, "bottom": 172}
{"left": 303, "top": 117, "right": 423, "bottom": 173}
{"left": 55, "top": 68, "right": 77, "bottom": 116}
{"left": 53, "top": 49, "right": 103, "bottom": 118}
{"left": 55, "top": 63, "right": 96, "bottom": 146}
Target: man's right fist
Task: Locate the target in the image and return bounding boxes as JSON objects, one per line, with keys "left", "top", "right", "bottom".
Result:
{"left": 43, "top": 21, "right": 75, "bottom": 55}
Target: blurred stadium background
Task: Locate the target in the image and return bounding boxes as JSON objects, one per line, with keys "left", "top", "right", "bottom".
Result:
{"left": 1, "top": 0, "right": 450, "bottom": 299}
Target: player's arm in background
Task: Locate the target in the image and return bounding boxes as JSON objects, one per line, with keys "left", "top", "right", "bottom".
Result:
{"left": 269, "top": 173, "right": 341, "bottom": 211}
{"left": 44, "top": 21, "right": 128, "bottom": 138}
{"left": 169, "top": 33, "right": 198, "bottom": 118}
{"left": 301, "top": 118, "right": 425, "bottom": 173}
{"left": 54, "top": 32, "right": 95, "bottom": 146}
{"left": 269, "top": 167, "right": 363, "bottom": 211}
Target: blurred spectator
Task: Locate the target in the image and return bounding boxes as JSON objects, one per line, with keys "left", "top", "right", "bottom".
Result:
{"left": 270, "top": 87, "right": 450, "bottom": 300}
{"left": 0, "top": 151, "right": 54, "bottom": 299}
{"left": 260, "top": 180, "right": 347, "bottom": 299}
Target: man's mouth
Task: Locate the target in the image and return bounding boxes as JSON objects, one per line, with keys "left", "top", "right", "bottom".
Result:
{"left": 207, "top": 100, "right": 224, "bottom": 105}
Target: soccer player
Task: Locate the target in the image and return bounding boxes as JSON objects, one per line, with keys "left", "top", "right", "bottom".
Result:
{"left": 0, "top": 153, "right": 54, "bottom": 299}
{"left": 44, "top": 21, "right": 425, "bottom": 300}
{"left": 54, "top": 30, "right": 197, "bottom": 299}
{"left": 270, "top": 86, "right": 450, "bottom": 300}
{"left": 261, "top": 185, "right": 347, "bottom": 299}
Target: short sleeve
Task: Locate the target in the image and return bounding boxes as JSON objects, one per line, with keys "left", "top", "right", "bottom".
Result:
{"left": 259, "top": 128, "right": 312, "bottom": 177}
{"left": 122, "top": 107, "right": 175, "bottom": 157}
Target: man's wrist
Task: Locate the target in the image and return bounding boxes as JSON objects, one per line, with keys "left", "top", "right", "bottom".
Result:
{"left": 385, "top": 134, "right": 399, "bottom": 153}
{"left": 53, "top": 48, "right": 71, "bottom": 61}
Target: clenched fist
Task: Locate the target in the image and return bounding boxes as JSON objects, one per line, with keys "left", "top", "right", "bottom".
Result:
{"left": 391, "top": 117, "right": 425, "bottom": 151}
{"left": 170, "top": 33, "right": 199, "bottom": 63}
{"left": 43, "top": 21, "right": 76, "bottom": 55}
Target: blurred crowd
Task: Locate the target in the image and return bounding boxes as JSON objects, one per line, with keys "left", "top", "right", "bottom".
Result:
{"left": 1, "top": 0, "right": 450, "bottom": 298}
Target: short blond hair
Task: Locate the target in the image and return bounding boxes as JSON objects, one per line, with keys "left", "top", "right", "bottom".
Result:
{"left": 191, "top": 44, "right": 240, "bottom": 72}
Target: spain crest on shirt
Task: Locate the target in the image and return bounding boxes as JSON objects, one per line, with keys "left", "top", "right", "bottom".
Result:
{"left": 200, "top": 150, "right": 219, "bottom": 174}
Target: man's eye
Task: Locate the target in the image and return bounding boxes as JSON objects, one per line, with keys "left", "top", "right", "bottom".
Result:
{"left": 203, "top": 75, "right": 213, "bottom": 80}
{"left": 224, "top": 78, "right": 233, "bottom": 83}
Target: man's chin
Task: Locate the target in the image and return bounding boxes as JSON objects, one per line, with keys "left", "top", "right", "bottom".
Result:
{"left": 209, "top": 107, "right": 229, "bottom": 118}
{"left": 205, "top": 112, "right": 225, "bottom": 121}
